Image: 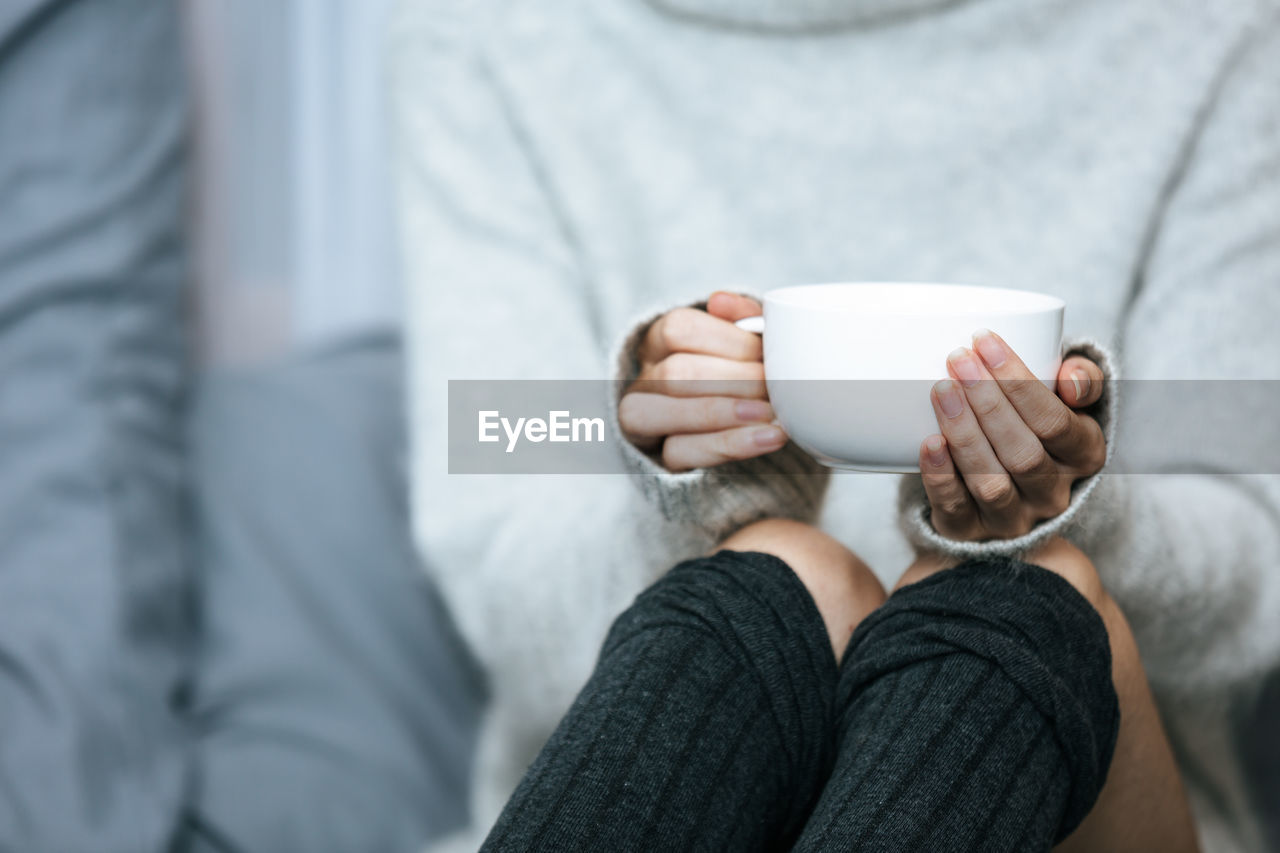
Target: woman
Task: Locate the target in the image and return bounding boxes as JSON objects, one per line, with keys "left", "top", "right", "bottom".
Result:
{"left": 392, "top": 0, "right": 1280, "bottom": 849}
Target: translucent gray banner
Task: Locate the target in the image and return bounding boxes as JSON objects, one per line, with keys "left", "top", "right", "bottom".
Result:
{"left": 448, "top": 380, "right": 1280, "bottom": 475}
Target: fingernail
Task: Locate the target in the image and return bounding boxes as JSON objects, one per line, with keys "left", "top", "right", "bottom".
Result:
{"left": 752, "top": 425, "right": 786, "bottom": 448}
{"left": 1071, "top": 370, "right": 1090, "bottom": 403}
{"left": 935, "top": 379, "right": 964, "bottom": 418}
{"left": 973, "top": 329, "right": 1007, "bottom": 368}
{"left": 947, "top": 347, "right": 983, "bottom": 387}
{"left": 925, "top": 435, "right": 947, "bottom": 466}
{"left": 735, "top": 399, "right": 773, "bottom": 422}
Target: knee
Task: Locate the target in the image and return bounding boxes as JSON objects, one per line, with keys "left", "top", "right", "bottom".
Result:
{"left": 1028, "top": 538, "right": 1143, "bottom": 674}
{"left": 1026, "top": 538, "right": 1109, "bottom": 615}
{"left": 719, "top": 519, "right": 886, "bottom": 663}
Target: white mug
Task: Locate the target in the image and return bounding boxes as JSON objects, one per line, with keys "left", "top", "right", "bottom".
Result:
{"left": 736, "top": 282, "right": 1064, "bottom": 472}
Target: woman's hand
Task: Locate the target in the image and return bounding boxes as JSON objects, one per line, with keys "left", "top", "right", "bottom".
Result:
{"left": 619, "top": 292, "right": 784, "bottom": 472}
{"left": 919, "top": 329, "right": 1107, "bottom": 540}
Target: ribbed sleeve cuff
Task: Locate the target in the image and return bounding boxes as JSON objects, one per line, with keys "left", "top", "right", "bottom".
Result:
{"left": 897, "top": 338, "right": 1120, "bottom": 559}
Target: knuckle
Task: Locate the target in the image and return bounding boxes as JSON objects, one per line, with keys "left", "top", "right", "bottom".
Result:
{"left": 947, "top": 428, "right": 985, "bottom": 452}
{"left": 697, "top": 399, "right": 731, "bottom": 432}
{"left": 973, "top": 476, "right": 1015, "bottom": 507}
{"left": 1078, "top": 422, "right": 1107, "bottom": 473}
{"left": 656, "top": 354, "right": 693, "bottom": 384}
{"left": 970, "top": 392, "right": 1003, "bottom": 419}
{"left": 921, "top": 468, "right": 953, "bottom": 490}
{"left": 616, "top": 393, "right": 645, "bottom": 431}
{"left": 1038, "top": 409, "right": 1074, "bottom": 443}
{"left": 659, "top": 438, "right": 682, "bottom": 471}
{"left": 1002, "top": 378, "right": 1040, "bottom": 405}
{"left": 937, "top": 493, "right": 972, "bottom": 518}
{"left": 1006, "top": 446, "right": 1048, "bottom": 477}
{"left": 715, "top": 430, "right": 749, "bottom": 462}
{"left": 664, "top": 436, "right": 712, "bottom": 471}
{"left": 660, "top": 309, "right": 697, "bottom": 351}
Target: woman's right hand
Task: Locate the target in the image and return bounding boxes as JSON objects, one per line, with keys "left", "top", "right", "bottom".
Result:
{"left": 618, "top": 292, "right": 785, "bottom": 472}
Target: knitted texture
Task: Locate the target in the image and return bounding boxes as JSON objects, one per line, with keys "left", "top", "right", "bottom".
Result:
{"left": 484, "top": 552, "right": 1117, "bottom": 852}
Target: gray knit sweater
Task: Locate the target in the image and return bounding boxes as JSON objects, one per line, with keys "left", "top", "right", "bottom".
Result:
{"left": 392, "top": 1, "right": 1280, "bottom": 850}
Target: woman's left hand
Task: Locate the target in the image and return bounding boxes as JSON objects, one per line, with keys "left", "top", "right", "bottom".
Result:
{"left": 920, "top": 330, "right": 1107, "bottom": 541}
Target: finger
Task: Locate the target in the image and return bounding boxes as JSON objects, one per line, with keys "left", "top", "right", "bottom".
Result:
{"left": 971, "top": 329, "right": 1096, "bottom": 460}
{"left": 946, "top": 346, "right": 1059, "bottom": 495}
{"left": 633, "top": 353, "right": 766, "bottom": 398}
{"left": 638, "top": 306, "right": 763, "bottom": 366}
{"left": 918, "top": 434, "right": 981, "bottom": 539}
{"left": 1056, "top": 355, "right": 1106, "bottom": 408}
{"left": 618, "top": 393, "right": 774, "bottom": 440}
{"left": 931, "top": 378, "right": 1023, "bottom": 535}
{"left": 661, "top": 423, "right": 787, "bottom": 472}
{"left": 705, "top": 291, "right": 763, "bottom": 323}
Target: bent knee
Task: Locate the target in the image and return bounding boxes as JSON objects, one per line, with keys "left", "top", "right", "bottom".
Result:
{"left": 1027, "top": 538, "right": 1144, "bottom": 673}
{"left": 718, "top": 520, "right": 882, "bottom": 609}
{"left": 719, "top": 519, "right": 886, "bottom": 662}
{"left": 1026, "top": 538, "right": 1108, "bottom": 613}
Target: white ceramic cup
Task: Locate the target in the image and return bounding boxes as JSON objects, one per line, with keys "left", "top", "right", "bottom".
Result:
{"left": 736, "top": 282, "right": 1064, "bottom": 472}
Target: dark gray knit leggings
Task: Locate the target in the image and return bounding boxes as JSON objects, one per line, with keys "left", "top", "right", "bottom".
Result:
{"left": 483, "top": 550, "right": 1120, "bottom": 852}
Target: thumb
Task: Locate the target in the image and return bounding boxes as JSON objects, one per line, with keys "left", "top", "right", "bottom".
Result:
{"left": 1056, "top": 356, "right": 1105, "bottom": 408}
{"left": 706, "top": 291, "right": 762, "bottom": 322}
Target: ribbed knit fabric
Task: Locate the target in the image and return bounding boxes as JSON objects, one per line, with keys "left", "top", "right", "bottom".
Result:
{"left": 482, "top": 552, "right": 1118, "bottom": 852}
{"left": 793, "top": 560, "right": 1119, "bottom": 852}
{"left": 482, "top": 550, "right": 838, "bottom": 851}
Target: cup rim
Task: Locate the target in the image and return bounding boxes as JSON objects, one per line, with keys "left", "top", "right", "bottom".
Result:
{"left": 762, "top": 281, "right": 1066, "bottom": 317}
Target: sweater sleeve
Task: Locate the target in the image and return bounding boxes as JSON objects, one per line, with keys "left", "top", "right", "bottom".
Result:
{"left": 390, "top": 6, "right": 824, "bottom": 797}
{"left": 393, "top": 6, "right": 670, "bottom": 722}
{"left": 905, "top": 14, "right": 1280, "bottom": 696}
{"left": 1083, "top": 15, "right": 1280, "bottom": 695}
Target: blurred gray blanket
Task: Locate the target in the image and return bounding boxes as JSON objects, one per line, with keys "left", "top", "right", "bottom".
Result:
{"left": 0, "top": 0, "right": 478, "bottom": 848}
{"left": 179, "top": 335, "right": 482, "bottom": 852}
